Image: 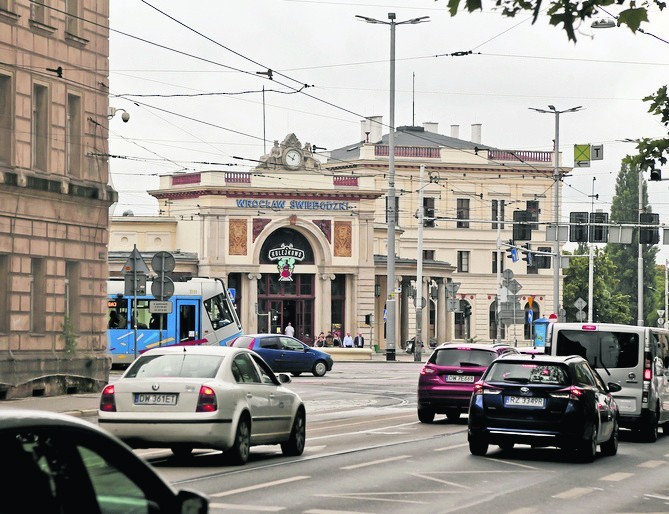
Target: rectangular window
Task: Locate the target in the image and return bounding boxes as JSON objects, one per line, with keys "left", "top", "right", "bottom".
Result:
{"left": 491, "top": 200, "right": 505, "bottom": 229}
{"left": 423, "top": 197, "right": 435, "bottom": 228}
{"left": 526, "top": 200, "right": 540, "bottom": 230}
{"left": 457, "top": 251, "right": 470, "bottom": 273}
{"left": 31, "top": 258, "right": 46, "bottom": 333}
{"left": 0, "top": 1, "right": 9, "bottom": 11}
{"left": 537, "top": 246, "right": 552, "bottom": 269}
{"left": 65, "top": 261, "right": 80, "bottom": 333}
{"left": 492, "top": 251, "right": 505, "bottom": 274}
{"left": 457, "top": 198, "right": 470, "bottom": 229}
{"left": 423, "top": 250, "right": 435, "bottom": 261}
{"left": 0, "top": 254, "right": 8, "bottom": 333}
{"left": 66, "top": 93, "right": 81, "bottom": 177}
{"left": 65, "top": 0, "right": 79, "bottom": 35}
{"left": 0, "top": 74, "right": 11, "bottom": 164}
{"left": 33, "top": 83, "right": 48, "bottom": 171}
{"left": 30, "top": 0, "right": 46, "bottom": 24}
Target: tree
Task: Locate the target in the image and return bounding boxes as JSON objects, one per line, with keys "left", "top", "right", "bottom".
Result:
{"left": 606, "top": 157, "right": 659, "bottom": 325}
{"left": 563, "top": 246, "right": 631, "bottom": 323}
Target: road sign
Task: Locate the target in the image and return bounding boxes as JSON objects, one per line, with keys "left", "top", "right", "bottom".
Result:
{"left": 124, "top": 273, "right": 146, "bottom": 296}
{"left": 151, "top": 276, "right": 174, "bottom": 301}
{"left": 658, "top": 318, "right": 664, "bottom": 326}
{"left": 121, "top": 246, "right": 150, "bottom": 275}
{"left": 527, "top": 309, "right": 534, "bottom": 324}
{"left": 228, "top": 288, "right": 236, "bottom": 302}
{"left": 151, "top": 251, "right": 175, "bottom": 273}
{"left": 413, "top": 296, "right": 427, "bottom": 309}
{"left": 502, "top": 269, "right": 514, "bottom": 280}
{"left": 445, "top": 282, "right": 461, "bottom": 295}
{"left": 591, "top": 144, "right": 603, "bottom": 160}
{"left": 507, "top": 279, "right": 522, "bottom": 295}
{"left": 575, "top": 310, "right": 586, "bottom": 321}
{"left": 149, "top": 301, "right": 173, "bottom": 314}
{"left": 447, "top": 299, "right": 460, "bottom": 312}
{"left": 657, "top": 310, "right": 665, "bottom": 318}
{"left": 574, "top": 144, "right": 590, "bottom": 168}
{"left": 574, "top": 297, "right": 587, "bottom": 311}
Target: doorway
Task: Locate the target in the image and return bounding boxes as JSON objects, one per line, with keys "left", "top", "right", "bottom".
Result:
{"left": 258, "top": 274, "right": 314, "bottom": 345}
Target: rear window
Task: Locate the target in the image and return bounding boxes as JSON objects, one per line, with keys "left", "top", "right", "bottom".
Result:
{"left": 125, "top": 354, "right": 224, "bottom": 379}
{"left": 430, "top": 348, "right": 497, "bottom": 367}
{"left": 555, "top": 330, "right": 639, "bottom": 368}
{"left": 231, "top": 336, "right": 255, "bottom": 349}
{"left": 487, "top": 362, "right": 570, "bottom": 385}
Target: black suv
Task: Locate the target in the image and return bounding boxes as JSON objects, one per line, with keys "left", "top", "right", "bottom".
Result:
{"left": 468, "top": 354, "right": 621, "bottom": 462}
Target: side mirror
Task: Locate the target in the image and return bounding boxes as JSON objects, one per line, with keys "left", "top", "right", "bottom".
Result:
{"left": 177, "top": 489, "right": 208, "bottom": 514}
{"left": 277, "top": 373, "right": 292, "bottom": 384}
{"left": 607, "top": 382, "right": 622, "bottom": 393}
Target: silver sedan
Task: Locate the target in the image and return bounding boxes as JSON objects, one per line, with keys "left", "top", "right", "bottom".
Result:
{"left": 98, "top": 345, "right": 305, "bottom": 464}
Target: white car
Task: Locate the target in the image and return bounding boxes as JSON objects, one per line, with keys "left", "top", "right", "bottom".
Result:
{"left": 98, "top": 346, "right": 305, "bottom": 465}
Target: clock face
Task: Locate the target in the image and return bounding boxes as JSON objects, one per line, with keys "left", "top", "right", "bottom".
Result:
{"left": 284, "top": 149, "right": 302, "bottom": 167}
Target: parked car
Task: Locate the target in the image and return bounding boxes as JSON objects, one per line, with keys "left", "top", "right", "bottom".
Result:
{"left": 0, "top": 408, "right": 208, "bottom": 513}
{"left": 99, "top": 345, "right": 306, "bottom": 465}
{"left": 417, "top": 342, "right": 518, "bottom": 423}
{"left": 468, "top": 353, "right": 621, "bottom": 462}
{"left": 231, "top": 334, "right": 334, "bottom": 377}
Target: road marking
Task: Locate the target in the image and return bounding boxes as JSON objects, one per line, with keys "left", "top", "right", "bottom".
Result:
{"left": 435, "top": 443, "right": 469, "bottom": 452}
{"left": 638, "top": 460, "right": 666, "bottom": 468}
{"left": 306, "top": 444, "right": 327, "bottom": 452}
{"left": 493, "top": 459, "right": 542, "bottom": 471}
{"left": 411, "top": 472, "right": 472, "bottom": 489}
{"left": 210, "top": 476, "right": 310, "bottom": 498}
{"left": 552, "top": 487, "right": 595, "bottom": 499}
{"left": 209, "top": 503, "right": 284, "bottom": 511}
{"left": 645, "top": 493, "right": 669, "bottom": 501}
{"left": 340, "top": 455, "right": 410, "bottom": 470}
{"left": 506, "top": 509, "right": 537, "bottom": 514}
{"left": 305, "top": 510, "right": 370, "bottom": 514}
{"left": 600, "top": 472, "right": 634, "bottom": 481}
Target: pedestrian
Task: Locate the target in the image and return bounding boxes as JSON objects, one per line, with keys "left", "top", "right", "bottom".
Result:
{"left": 343, "top": 331, "right": 354, "bottom": 348}
{"left": 353, "top": 331, "right": 365, "bottom": 348}
{"left": 315, "top": 332, "right": 326, "bottom": 347}
{"left": 332, "top": 331, "right": 341, "bottom": 347}
{"left": 284, "top": 322, "right": 295, "bottom": 337}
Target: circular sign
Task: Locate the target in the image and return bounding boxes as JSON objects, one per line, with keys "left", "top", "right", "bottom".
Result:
{"left": 151, "top": 276, "right": 174, "bottom": 300}
{"left": 151, "top": 251, "right": 175, "bottom": 273}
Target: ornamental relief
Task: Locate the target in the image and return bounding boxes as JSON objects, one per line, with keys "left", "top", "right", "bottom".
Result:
{"left": 333, "top": 221, "right": 352, "bottom": 257}
{"left": 229, "top": 219, "right": 247, "bottom": 255}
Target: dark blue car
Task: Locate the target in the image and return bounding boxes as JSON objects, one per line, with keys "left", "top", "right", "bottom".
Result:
{"left": 231, "top": 334, "right": 334, "bottom": 377}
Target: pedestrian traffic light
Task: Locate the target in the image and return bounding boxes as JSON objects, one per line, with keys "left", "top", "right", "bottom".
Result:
{"left": 423, "top": 205, "right": 435, "bottom": 227}
{"left": 640, "top": 213, "right": 660, "bottom": 244}
{"left": 505, "top": 240, "right": 519, "bottom": 262}
{"left": 650, "top": 169, "right": 662, "bottom": 181}
{"left": 464, "top": 302, "right": 472, "bottom": 318}
{"left": 513, "top": 210, "right": 532, "bottom": 241}
{"left": 521, "top": 243, "right": 533, "bottom": 265}
{"left": 589, "top": 211, "right": 609, "bottom": 243}
{"left": 569, "top": 212, "right": 589, "bottom": 242}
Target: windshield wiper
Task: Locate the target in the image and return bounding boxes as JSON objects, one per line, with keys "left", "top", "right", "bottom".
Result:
{"left": 503, "top": 377, "right": 529, "bottom": 383}
{"left": 594, "top": 355, "right": 611, "bottom": 376}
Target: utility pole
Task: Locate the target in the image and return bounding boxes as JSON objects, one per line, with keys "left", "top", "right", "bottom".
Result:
{"left": 495, "top": 200, "right": 502, "bottom": 343}
{"left": 415, "top": 164, "right": 425, "bottom": 362}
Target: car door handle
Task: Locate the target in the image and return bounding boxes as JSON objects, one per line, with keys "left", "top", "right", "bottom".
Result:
{"left": 246, "top": 393, "right": 253, "bottom": 399}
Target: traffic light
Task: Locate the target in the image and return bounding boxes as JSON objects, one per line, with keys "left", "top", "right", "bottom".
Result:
{"left": 589, "top": 211, "right": 609, "bottom": 243}
{"left": 521, "top": 243, "right": 533, "bottom": 265}
{"left": 650, "top": 169, "right": 662, "bottom": 181}
{"left": 569, "top": 212, "right": 589, "bottom": 242}
{"left": 640, "top": 213, "right": 659, "bottom": 244}
{"left": 463, "top": 302, "right": 472, "bottom": 318}
{"left": 506, "top": 240, "right": 519, "bottom": 262}
{"left": 513, "top": 210, "right": 532, "bottom": 241}
{"left": 364, "top": 313, "right": 372, "bottom": 325}
{"left": 423, "top": 204, "right": 435, "bottom": 227}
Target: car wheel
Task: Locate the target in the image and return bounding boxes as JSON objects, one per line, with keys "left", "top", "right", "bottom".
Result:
{"left": 498, "top": 442, "right": 514, "bottom": 451}
{"left": 468, "top": 435, "right": 488, "bottom": 456}
{"left": 579, "top": 424, "right": 598, "bottom": 463}
{"left": 641, "top": 409, "right": 659, "bottom": 443}
{"left": 225, "top": 415, "right": 251, "bottom": 465}
{"left": 170, "top": 446, "right": 193, "bottom": 459}
{"left": 281, "top": 409, "right": 306, "bottom": 456}
{"left": 292, "top": 372, "right": 302, "bottom": 377}
{"left": 417, "top": 406, "right": 435, "bottom": 423}
{"left": 445, "top": 408, "right": 460, "bottom": 422}
{"left": 312, "top": 360, "right": 327, "bottom": 377}
{"left": 600, "top": 419, "right": 618, "bottom": 457}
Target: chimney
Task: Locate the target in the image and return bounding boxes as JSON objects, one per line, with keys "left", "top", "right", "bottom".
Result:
{"left": 471, "top": 123, "right": 482, "bottom": 144}
{"left": 423, "top": 122, "right": 438, "bottom": 133}
{"left": 361, "top": 116, "right": 383, "bottom": 143}
{"left": 450, "top": 124, "right": 460, "bottom": 139}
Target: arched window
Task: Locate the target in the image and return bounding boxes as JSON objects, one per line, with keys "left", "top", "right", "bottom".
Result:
{"left": 489, "top": 301, "right": 506, "bottom": 340}
{"left": 523, "top": 302, "right": 540, "bottom": 340}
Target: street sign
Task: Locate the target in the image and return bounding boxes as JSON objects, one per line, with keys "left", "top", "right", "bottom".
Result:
{"left": 413, "top": 296, "right": 427, "bottom": 309}
{"left": 228, "top": 288, "right": 236, "bottom": 302}
{"left": 574, "top": 144, "right": 590, "bottom": 168}
{"left": 527, "top": 309, "right": 533, "bottom": 324}
{"left": 657, "top": 310, "right": 665, "bottom": 318}
{"left": 124, "top": 273, "right": 146, "bottom": 296}
{"left": 575, "top": 310, "right": 586, "bottom": 321}
{"left": 574, "top": 297, "right": 587, "bottom": 311}
{"left": 447, "top": 299, "right": 460, "bottom": 312}
{"left": 445, "top": 282, "right": 461, "bottom": 295}
{"left": 591, "top": 144, "right": 604, "bottom": 160}
{"left": 149, "top": 301, "right": 173, "bottom": 314}
{"left": 121, "top": 246, "right": 150, "bottom": 275}
{"left": 502, "top": 269, "right": 514, "bottom": 280}
{"left": 151, "top": 251, "right": 175, "bottom": 273}
{"left": 658, "top": 317, "right": 665, "bottom": 326}
{"left": 151, "top": 276, "right": 174, "bottom": 301}
{"left": 507, "top": 279, "right": 522, "bottom": 295}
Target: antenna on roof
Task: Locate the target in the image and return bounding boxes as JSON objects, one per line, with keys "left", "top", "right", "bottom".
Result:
{"left": 412, "top": 72, "right": 415, "bottom": 127}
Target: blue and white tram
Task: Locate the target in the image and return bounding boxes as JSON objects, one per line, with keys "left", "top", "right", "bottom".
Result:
{"left": 107, "top": 277, "right": 242, "bottom": 367}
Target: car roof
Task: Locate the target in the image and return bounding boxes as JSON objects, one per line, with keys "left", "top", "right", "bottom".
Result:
{"left": 140, "top": 345, "right": 244, "bottom": 356}
{"left": 0, "top": 409, "right": 112, "bottom": 434}
{"left": 435, "top": 342, "right": 514, "bottom": 351}
{"left": 495, "top": 353, "right": 585, "bottom": 364}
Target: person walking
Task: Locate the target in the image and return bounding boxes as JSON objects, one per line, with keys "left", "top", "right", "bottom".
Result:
{"left": 284, "top": 322, "right": 295, "bottom": 337}
{"left": 342, "top": 332, "right": 354, "bottom": 348}
{"left": 353, "top": 331, "right": 365, "bottom": 348}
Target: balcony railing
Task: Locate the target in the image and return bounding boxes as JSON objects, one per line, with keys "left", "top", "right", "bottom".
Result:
{"left": 333, "top": 176, "right": 358, "bottom": 187}
{"left": 225, "top": 172, "right": 252, "bottom": 184}
{"left": 171, "top": 173, "right": 201, "bottom": 185}
{"left": 374, "top": 145, "right": 440, "bottom": 159}
{"left": 488, "top": 149, "right": 553, "bottom": 163}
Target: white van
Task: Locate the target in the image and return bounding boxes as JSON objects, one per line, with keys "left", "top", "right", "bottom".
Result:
{"left": 546, "top": 322, "right": 669, "bottom": 441}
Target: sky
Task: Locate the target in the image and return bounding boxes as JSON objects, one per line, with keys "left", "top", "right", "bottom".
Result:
{"left": 107, "top": 0, "right": 669, "bottom": 265}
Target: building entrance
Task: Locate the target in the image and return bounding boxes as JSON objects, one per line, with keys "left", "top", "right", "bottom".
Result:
{"left": 257, "top": 274, "right": 314, "bottom": 345}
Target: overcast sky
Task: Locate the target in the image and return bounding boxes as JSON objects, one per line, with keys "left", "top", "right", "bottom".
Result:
{"left": 108, "top": 0, "right": 669, "bottom": 264}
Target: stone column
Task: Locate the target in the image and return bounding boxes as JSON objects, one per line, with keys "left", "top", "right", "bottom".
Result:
{"left": 246, "top": 273, "right": 261, "bottom": 333}
{"left": 399, "top": 276, "right": 409, "bottom": 348}
{"left": 437, "top": 279, "right": 448, "bottom": 342}
{"left": 320, "top": 273, "right": 334, "bottom": 334}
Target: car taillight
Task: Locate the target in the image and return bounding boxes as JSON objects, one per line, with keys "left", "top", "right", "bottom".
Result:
{"left": 643, "top": 352, "right": 652, "bottom": 381}
{"left": 551, "top": 386, "right": 584, "bottom": 401}
{"left": 100, "top": 384, "right": 116, "bottom": 412}
{"left": 473, "top": 381, "right": 501, "bottom": 395}
{"left": 420, "top": 365, "right": 437, "bottom": 375}
{"left": 196, "top": 385, "right": 218, "bottom": 412}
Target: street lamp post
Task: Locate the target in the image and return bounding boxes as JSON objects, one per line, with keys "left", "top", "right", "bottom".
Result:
{"left": 357, "top": 12, "right": 429, "bottom": 361}
{"left": 529, "top": 105, "right": 582, "bottom": 322}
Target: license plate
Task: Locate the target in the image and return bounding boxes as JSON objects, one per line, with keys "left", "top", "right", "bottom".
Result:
{"left": 446, "top": 375, "right": 475, "bottom": 383}
{"left": 134, "top": 393, "right": 178, "bottom": 405}
{"left": 505, "top": 396, "right": 544, "bottom": 407}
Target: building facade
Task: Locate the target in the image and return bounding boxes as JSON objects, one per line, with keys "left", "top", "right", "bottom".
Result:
{"left": 0, "top": 0, "right": 114, "bottom": 398}
{"left": 110, "top": 122, "right": 568, "bottom": 351}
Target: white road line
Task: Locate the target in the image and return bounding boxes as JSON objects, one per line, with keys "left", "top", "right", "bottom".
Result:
{"left": 600, "top": 472, "right": 634, "bottom": 481}
{"left": 506, "top": 509, "right": 538, "bottom": 514}
{"left": 411, "top": 472, "right": 472, "bottom": 489}
{"left": 493, "top": 459, "right": 543, "bottom": 471}
{"left": 645, "top": 493, "right": 669, "bottom": 501}
{"left": 210, "top": 476, "right": 310, "bottom": 498}
{"left": 552, "top": 487, "right": 595, "bottom": 499}
{"left": 209, "top": 503, "right": 284, "bottom": 511}
{"left": 435, "top": 443, "right": 469, "bottom": 452}
{"left": 637, "top": 460, "right": 666, "bottom": 468}
{"left": 304, "top": 510, "right": 370, "bottom": 514}
{"left": 340, "top": 455, "right": 410, "bottom": 470}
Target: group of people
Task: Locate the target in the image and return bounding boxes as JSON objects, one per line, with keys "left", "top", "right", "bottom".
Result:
{"left": 313, "top": 330, "right": 365, "bottom": 348}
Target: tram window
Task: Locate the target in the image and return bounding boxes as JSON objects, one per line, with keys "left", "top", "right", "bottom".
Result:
{"left": 107, "top": 298, "right": 128, "bottom": 329}
{"left": 180, "top": 305, "right": 196, "bottom": 341}
{"left": 132, "top": 300, "right": 151, "bottom": 329}
{"left": 204, "top": 293, "right": 234, "bottom": 330}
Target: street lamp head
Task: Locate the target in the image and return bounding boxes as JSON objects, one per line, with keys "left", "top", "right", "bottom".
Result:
{"left": 548, "top": 105, "right": 556, "bottom": 111}
{"left": 592, "top": 19, "right": 616, "bottom": 29}
{"left": 407, "top": 16, "right": 430, "bottom": 24}
{"left": 388, "top": 12, "right": 396, "bottom": 20}
{"left": 355, "top": 14, "right": 385, "bottom": 24}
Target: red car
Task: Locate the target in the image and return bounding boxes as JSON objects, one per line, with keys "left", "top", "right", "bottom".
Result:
{"left": 417, "top": 343, "right": 518, "bottom": 423}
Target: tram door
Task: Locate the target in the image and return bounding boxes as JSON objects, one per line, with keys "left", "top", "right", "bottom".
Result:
{"left": 176, "top": 299, "right": 200, "bottom": 342}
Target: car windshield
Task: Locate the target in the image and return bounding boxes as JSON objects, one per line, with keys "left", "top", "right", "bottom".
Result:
{"left": 555, "top": 330, "right": 639, "bottom": 369}
{"left": 125, "top": 354, "right": 224, "bottom": 378}
{"left": 431, "top": 348, "right": 496, "bottom": 367}
{"left": 487, "top": 362, "right": 569, "bottom": 385}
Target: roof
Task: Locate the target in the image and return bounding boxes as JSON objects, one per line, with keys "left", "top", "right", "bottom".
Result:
{"left": 328, "top": 125, "right": 493, "bottom": 162}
